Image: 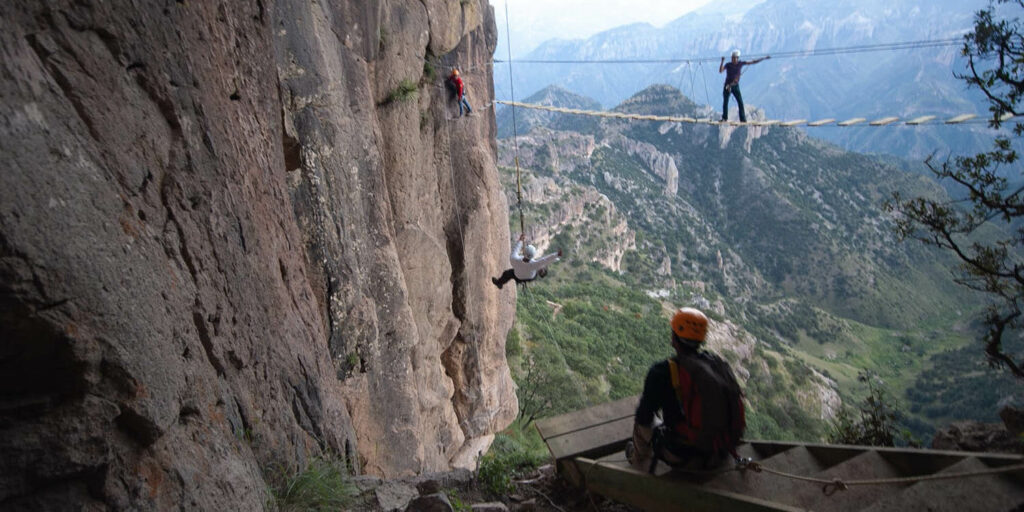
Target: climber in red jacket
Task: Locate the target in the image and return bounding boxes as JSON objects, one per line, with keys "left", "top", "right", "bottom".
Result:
{"left": 449, "top": 68, "right": 473, "bottom": 117}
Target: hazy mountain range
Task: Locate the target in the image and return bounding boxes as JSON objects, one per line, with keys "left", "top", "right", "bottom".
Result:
{"left": 495, "top": 0, "right": 1003, "bottom": 160}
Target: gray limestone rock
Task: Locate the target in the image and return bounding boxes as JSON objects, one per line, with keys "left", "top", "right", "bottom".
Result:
{"left": 0, "top": 0, "right": 514, "bottom": 509}
{"left": 470, "top": 502, "right": 510, "bottom": 512}
{"left": 405, "top": 492, "right": 455, "bottom": 512}
{"left": 376, "top": 481, "right": 420, "bottom": 512}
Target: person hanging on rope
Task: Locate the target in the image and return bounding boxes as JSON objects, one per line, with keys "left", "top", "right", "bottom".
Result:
{"left": 492, "top": 234, "right": 562, "bottom": 289}
{"left": 448, "top": 68, "right": 473, "bottom": 117}
{"left": 719, "top": 50, "right": 769, "bottom": 123}
{"left": 626, "top": 307, "right": 746, "bottom": 473}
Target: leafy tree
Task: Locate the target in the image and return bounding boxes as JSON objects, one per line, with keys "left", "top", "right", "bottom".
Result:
{"left": 828, "top": 372, "right": 915, "bottom": 447}
{"left": 886, "top": 0, "right": 1024, "bottom": 379}
{"left": 515, "top": 341, "right": 584, "bottom": 425}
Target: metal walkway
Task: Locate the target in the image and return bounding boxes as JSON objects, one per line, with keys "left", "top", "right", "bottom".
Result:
{"left": 536, "top": 396, "right": 1024, "bottom": 511}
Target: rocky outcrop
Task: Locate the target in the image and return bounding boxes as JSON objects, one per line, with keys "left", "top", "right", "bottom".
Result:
{"left": 497, "top": 127, "right": 596, "bottom": 174}
{"left": 0, "top": 0, "right": 513, "bottom": 509}
{"left": 931, "top": 406, "right": 1024, "bottom": 454}
{"left": 707, "top": 320, "right": 840, "bottom": 423}
{"left": 516, "top": 176, "right": 635, "bottom": 273}
{"left": 717, "top": 109, "right": 771, "bottom": 152}
{"left": 608, "top": 134, "right": 679, "bottom": 196}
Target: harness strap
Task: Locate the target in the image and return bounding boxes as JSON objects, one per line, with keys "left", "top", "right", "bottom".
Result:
{"left": 667, "top": 358, "right": 694, "bottom": 440}
{"left": 668, "top": 358, "right": 684, "bottom": 405}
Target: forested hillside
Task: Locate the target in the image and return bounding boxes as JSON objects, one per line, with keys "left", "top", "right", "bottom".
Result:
{"left": 496, "top": 84, "right": 1013, "bottom": 443}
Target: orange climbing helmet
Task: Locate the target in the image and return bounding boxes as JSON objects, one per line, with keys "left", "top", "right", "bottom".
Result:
{"left": 451, "top": 68, "right": 460, "bottom": 76}
{"left": 671, "top": 307, "right": 708, "bottom": 344}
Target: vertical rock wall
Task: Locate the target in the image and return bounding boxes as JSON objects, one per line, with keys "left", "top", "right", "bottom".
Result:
{"left": 0, "top": 0, "right": 515, "bottom": 509}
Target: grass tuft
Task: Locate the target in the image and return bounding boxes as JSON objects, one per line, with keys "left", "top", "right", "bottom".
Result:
{"left": 476, "top": 425, "right": 549, "bottom": 496}
{"left": 269, "top": 457, "right": 356, "bottom": 512}
{"left": 385, "top": 79, "right": 418, "bottom": 104}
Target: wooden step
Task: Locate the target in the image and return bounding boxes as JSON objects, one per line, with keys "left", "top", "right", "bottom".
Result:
{"left": 535, "top": 395, "right": 635, "bottom": 462}
{"left": 788, "top": 450, "right": 909, "bottom": 512}
{"left": 577, "top": 456, "right": 804, "bottom": 512}
{"left": 703, "top": 445, "right": 831, "bottom": 503}
{"left": 860, "top": 456, "right": 1024, "bottom": 512}
{"left": 535, "top": 396, "right": 1024, "bottom": 511}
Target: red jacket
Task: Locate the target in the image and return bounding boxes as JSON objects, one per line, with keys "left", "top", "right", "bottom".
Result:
{"left": 450, "top": 75, "right": 465, "bottom": 98}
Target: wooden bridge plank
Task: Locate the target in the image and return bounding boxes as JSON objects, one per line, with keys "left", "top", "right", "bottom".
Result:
{"left": 534, "top": 395, "right": 636, "bottom": 443}
{"left": 543, "top": 416, "right": 633, "bottom": 461}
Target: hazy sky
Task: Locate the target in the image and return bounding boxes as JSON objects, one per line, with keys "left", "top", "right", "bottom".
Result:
{"left": 493, "top": 0, "right": 714, "bottom": 58}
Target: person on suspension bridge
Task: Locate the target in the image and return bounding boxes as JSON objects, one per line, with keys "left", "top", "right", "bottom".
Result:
{"left": 491, "top": 233, "right": 562, "bottom": 289}
{"left": 627, "top": 307, "right": 746, "bottom": 473}
{"left": 448, "top": 68, "right": 473, "bottom": 117}
{"left": 719, "top": 50, "right": 770, "bottom": 123}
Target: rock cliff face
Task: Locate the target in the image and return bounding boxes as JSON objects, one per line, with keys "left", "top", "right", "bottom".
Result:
{"left": 0, "top": 1, "right": 514, "bottom": 509}
{"left": 608, "top": 134, "right": 679, "bottom": 196}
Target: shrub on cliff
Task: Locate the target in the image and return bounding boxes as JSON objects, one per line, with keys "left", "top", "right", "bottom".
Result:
{"left": 384, "top": 79, "right": 419, "bottom": 104}
{"left": 477, "top": 432, "right": 549, "bottom": 496}
{"left": 828, "top": 372, "right": 917, "bottom": 447}
{"left": 267, "top": 457, "right": 355, "bottom": 511}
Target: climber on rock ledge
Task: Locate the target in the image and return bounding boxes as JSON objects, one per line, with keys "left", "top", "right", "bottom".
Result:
{"left": 449, "top": 68, "right": 473, "bottom": 117}
{"left": 492, "top": 233, "right": 562, "bottom": 289}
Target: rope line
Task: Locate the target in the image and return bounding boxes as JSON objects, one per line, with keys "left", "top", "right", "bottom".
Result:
{"left": 541, "top": 413, "right": 635, "bottom": 442}
{"left": 739, "top": 459, "right": 1024, "bottom": 497}
{"left": 493, "top": 100, "right": 1011, "bottom": 128}
{"left": 440, "top": 91, "right": 467, "bottom": 253}
{"left": 494, "top": 38, "right": 963, "bottom": 65}
{"left": 503, "top": 1, "right": 526, "bottom": 237}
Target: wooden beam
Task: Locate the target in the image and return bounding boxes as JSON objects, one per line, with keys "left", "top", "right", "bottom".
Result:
{"left": 535, "top": 396, "right": 636, "bottom": 441}
{"left": 575, "top": 457, "right": 805, "bottom": 512}
{"left": 542, "top": 416, "right": 632, "bottom": 461}
{"left": 905, "top": 115, "right": 936, "bottom": 125}
{"left": 945, "top": 113, "right": 977, "bottom": 124}
{"left": 870, "top": 116, "right": 900, "bottom": 126}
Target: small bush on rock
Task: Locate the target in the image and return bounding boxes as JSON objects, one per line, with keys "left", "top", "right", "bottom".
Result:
{"left": 268, "top": 457, "right": 355, "bottom": 512}
{"left": 477, "top": 433, "right": 549, "bottom": 496}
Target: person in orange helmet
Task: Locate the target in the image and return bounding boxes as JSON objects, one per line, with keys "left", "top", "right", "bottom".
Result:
{"left": 448, "top": 68, "right": 473, "bottom": 117}
{"left": 627, "top": 307, "right": 746, "bottom": 472}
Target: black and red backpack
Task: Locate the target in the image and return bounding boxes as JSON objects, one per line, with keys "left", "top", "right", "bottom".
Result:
{"left": 667, "top": 351, "right": 746, "bottom": 458}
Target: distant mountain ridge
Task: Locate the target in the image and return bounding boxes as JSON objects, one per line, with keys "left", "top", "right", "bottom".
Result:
{"left": 495, "top": 0, "right": 997, "bottom": 159}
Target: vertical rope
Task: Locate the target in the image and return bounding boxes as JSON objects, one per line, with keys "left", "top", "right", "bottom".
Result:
{"left": 504, "top": 0, "right": 526, "bottom": 237}
{"left": 441, "top": 90, "right": 467, "bottom": 252}
{"left": 699, "top": 61, "right": 712, "bottom": 118}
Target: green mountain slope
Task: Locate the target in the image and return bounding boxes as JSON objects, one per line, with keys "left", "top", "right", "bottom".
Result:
{"left": 497, "top": 85, "right": 1010, "bottom": 442}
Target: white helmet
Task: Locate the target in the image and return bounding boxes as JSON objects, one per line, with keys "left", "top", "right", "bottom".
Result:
{"left": 731, "top": 49, "right": 741, "bottom": 58}
{"left": 524, "top": 245, "right": 537, "bottom": 258}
